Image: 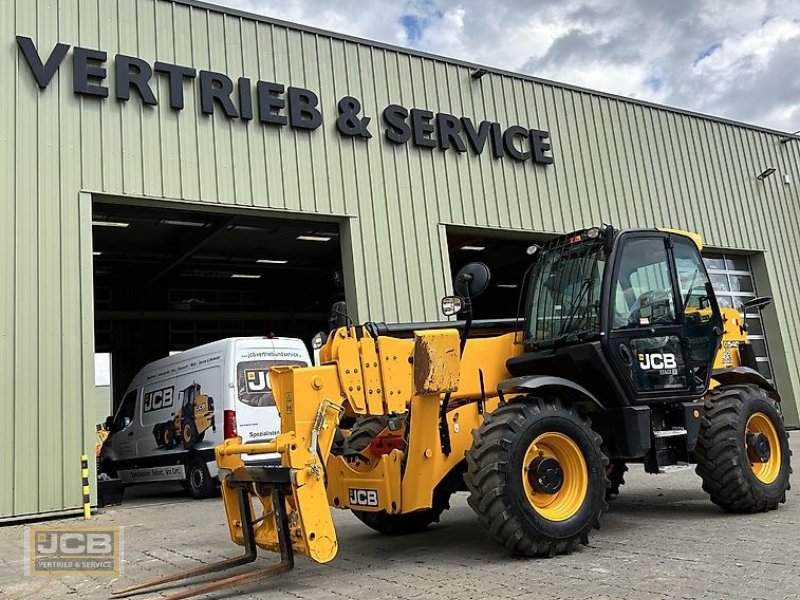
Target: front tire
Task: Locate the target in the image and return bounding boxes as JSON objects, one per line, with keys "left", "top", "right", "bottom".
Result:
{"left": 465, "top": 398, "right": 608, "bottom": 556}
{"left": 695, "top": 384, "right": 792, "bottom": 512}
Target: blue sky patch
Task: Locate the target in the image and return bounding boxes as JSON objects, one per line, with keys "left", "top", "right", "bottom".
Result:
{"left": 644, "top": 75, "right": 664, "bottom": 92}
{"left": 400, "top": 14, "right": 424, "bottom": 43}
{"left": 693, "top": 42, "right": 722, "bottom": 66}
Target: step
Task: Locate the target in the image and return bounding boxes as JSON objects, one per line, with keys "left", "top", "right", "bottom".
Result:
{"left": 653, "top": 428, "right": 688, "bottom": 438}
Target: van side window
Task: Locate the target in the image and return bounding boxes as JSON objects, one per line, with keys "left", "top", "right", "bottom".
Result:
{"left": 114, "top": 390, "right": 137, "bottom": 431}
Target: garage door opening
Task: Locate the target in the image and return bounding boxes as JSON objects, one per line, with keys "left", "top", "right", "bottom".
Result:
{"left": 447, "top": 228, "right": 547, "bottom": 320}
{"left": 92, "top": 201, "right": 345, "bottom": 409}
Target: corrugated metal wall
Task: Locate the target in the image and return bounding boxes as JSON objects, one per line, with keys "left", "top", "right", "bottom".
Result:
{"left": 3, "top": 0, "right": 800, "bottom": 518}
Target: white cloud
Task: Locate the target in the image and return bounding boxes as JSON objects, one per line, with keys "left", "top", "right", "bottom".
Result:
{"left": 214, "top": 0, "right": 800, "bottom": 132}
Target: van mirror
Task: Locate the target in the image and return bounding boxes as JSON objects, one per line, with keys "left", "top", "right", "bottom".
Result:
{"left": 103, "top": 416, "right": 113, "bottom": 431}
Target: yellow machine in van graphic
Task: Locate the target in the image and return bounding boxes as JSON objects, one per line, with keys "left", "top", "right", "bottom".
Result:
{"left": 152, "top": 383, "right": 215, "bottom": 450}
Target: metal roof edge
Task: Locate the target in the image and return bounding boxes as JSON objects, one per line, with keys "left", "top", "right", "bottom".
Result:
{"left": 167, "top": 0, "right": 800, "bottom": 142}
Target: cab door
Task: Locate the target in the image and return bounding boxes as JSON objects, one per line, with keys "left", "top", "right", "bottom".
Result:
{"left": 604, "top": 232, "right": 721, "bottom": 401}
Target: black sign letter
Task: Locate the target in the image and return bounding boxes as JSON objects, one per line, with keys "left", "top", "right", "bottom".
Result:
{"left": 73, "top": 47, "right": 108, "bottom": 97}
{"left": 503, "top": 126, "right": 531, "bottom": 161}
{"left": 16, "top": 36, "right": 69, "bottom": 90}
{"left": 199, "top": 70, "right": 238, "bottom": 118}
{"left": 411, "top": 109, "right": 436, "bottom": 148}
{"left": 287, "top": 87, "right": 322, "bottom": 130}
{"left": 436, "top": 112, "right": 466, "bottom": 152}
{"left": 115, "top": 54, "right": 157, "bottom": 105}
{"left": 238, "top": 77, "right": 253, "bottom": 121}
{"left": 383, "top": 105, "right": 411, "bottom": 144}
{"left": 154, "top": 61, "right": 196, "bottom": 110}
{"left": 530, "top": 129, "right": 554, "bottom": 164}
{"left": 257, "top": 81, "right": 287, "bottom": 125}
{"left": 461, "top": 117, "right": 491, "bottom": 155}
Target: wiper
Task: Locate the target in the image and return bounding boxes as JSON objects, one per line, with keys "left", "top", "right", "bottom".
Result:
{"left": 558, "top": 275, "right": 593, "bottom": 337}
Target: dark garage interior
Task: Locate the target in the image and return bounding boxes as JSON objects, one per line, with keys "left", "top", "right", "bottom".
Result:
{"left": 92, "top": 201, "right": 345, "bottom": 409}
{"left": 447, "top": 228, "right": 545, "bottom": 320}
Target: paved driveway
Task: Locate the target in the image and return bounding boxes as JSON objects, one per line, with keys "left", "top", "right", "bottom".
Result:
{"left": 2, "top": 437, "right": 798, "bottom": 600}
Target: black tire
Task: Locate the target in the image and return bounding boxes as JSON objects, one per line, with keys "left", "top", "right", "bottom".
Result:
{"left": 182, "top": 420, "right": 198, "bottom": 450}
{"left": 162, "top": 425, "right": 174, "bottom": 448}
{"left": 465, "top": 398, "right": 608, "bottom": 557}
{"left": 343, "top": 416, "right": 390, "bottom": 452}
{"left": 606, "top": 461, "right": 628, "bottom": 499}
{"left": 346, "top": 414, "right": 449, "bottom": 534}
{"left": 352, "top": 483, "right": 451, "bottom": 535}
{"left": 695, "top": 384, "right": 792, "bottom": 513}
{"left": 184, "top": 457, "right": 216, "bottom": 499}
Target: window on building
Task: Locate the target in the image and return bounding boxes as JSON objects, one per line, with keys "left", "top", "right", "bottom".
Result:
{"left": 703, "top": 253, "right": 774, "bottom": 382}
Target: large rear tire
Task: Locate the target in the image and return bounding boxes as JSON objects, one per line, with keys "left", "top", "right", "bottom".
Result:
{"left": 695, "top": 384, "right": 792, "bottom": 513}
{"left": 465, "top": 398, "right": 608, "bottom": 557}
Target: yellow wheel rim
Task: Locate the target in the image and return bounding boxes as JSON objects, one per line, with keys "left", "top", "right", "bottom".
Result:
{"left": 522, "top": 432, "right": 588, "bottom": 522}
{"left": 746, "top": 413, "right": 781, "bottom": 484}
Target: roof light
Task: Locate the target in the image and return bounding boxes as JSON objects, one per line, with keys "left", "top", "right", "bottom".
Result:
{"left": 585, "top": 227, "right": 601, "bottom": 239}
{"left": 231, "top": 273, "right": 261, "bottom": 279}
{"left": 257, "top": 259, "right": 289, "bottom": 264}
{"left": 460, "top": 245, "right": 485, "bottom": 251}
{"left": 92, "top": 251, "right": 102, "bottom": 256}
{"left": 92, "top": 220, "right": 129, "bottom": 228}
{"left": 297, "top": 235, "right": 332, "bottom": 242}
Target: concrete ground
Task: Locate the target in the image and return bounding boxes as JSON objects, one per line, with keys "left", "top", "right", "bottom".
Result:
{"left": 2, "top": 438, "right": 798, "bottom": 600}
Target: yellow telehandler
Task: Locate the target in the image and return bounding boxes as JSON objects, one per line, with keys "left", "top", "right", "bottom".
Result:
{"left": 114, "top": 226, "right": 791, "bottom": 600}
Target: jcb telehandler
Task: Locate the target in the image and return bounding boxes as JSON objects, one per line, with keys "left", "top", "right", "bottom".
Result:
{"left": 115, "top": 226, "right": 791, "bottom": 600}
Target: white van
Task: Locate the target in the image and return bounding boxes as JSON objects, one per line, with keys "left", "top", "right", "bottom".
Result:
{"left": 98, "top": 337, "right": 310, "bottom": 498}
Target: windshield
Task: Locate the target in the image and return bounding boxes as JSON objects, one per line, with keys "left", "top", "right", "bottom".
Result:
{"left": 524, "top": 240, "right": 606, "bottom": 347}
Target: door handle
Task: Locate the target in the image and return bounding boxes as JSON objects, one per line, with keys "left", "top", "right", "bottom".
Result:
{"left": 127, "top": 431, "right": 134, "bottom": 437}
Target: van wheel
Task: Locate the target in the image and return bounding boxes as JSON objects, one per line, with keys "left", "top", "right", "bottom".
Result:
{"left": 184, "top": 457, "right": 216, "bottom": 499}
{"left": 182, "top": 421, "right": 198, "bottom": 449}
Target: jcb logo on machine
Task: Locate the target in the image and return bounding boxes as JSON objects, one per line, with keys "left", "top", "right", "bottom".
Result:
{"left": 638, "top": 353, "right": 677, "bottom": 374}
{"left": 349, "top": 488, "right": 379, "bottom": 507}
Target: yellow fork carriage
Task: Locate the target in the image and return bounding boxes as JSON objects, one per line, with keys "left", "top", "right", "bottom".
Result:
{"left": 113, "top": 226, "right": 791, "bottom": 600}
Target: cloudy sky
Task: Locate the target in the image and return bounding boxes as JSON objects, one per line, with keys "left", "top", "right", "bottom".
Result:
{"left": 216, "top": 0, "right": 800, "bottom": 133}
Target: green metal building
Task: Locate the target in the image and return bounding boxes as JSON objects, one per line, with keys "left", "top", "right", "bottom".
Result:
{"left": 3, "top": 0, "right": 800, "bottom": 520}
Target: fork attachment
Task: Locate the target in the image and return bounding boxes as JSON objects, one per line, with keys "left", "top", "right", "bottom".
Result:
{"left": 110, "top": 468, "right": 294, "bottom": 600}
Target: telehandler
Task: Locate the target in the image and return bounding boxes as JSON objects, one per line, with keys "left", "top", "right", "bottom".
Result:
{"left": 114, "top": 225, "right": 791, "bottom": 600}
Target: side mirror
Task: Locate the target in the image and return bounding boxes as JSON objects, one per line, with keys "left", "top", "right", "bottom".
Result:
{"left": 743, "top": 296, "right": 772, "bottom": 311}
{"left": 441, "top": 296, "right": 464, "bottom": 317}
{"left": 104, "top": 416, "right": 113, "bottom": 431}
{"left": 311, "top": 331, "right": 327, "bottom": 350}
{"left": 453, "top": 262, "right": 491, "bottom": 299}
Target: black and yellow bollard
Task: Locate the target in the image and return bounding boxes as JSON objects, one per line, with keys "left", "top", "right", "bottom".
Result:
{"left": 81, "top": 454, "right": 91, "bottom": 520}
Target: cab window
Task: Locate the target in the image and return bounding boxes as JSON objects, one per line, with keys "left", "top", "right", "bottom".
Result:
{"left": 612, "top": 237, "right": 676, "bottom": 329}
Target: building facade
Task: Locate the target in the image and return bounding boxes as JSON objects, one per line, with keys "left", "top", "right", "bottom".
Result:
{"left": 3, "top": 0, "right": 800, "bottom": 520}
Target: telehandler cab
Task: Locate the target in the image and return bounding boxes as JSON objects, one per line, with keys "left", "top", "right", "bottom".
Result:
{"left": 114, "top": 225, "right": 791, "bottom": 600}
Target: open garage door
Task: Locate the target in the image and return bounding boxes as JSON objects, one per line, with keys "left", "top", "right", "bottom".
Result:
{"left": 92, "top": 201, "right": 345, "bottom": 409}
{"left": 447, "top": 227, "right": 547, "bottom": 320}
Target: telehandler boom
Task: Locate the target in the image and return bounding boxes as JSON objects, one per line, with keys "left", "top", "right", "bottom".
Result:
{"left": 114, "top": 225, "right": 791, "bottom": 600}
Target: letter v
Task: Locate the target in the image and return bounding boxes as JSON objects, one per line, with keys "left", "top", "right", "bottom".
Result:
{"left": 17, "top": 36, "right": 69, "bottom": 89}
